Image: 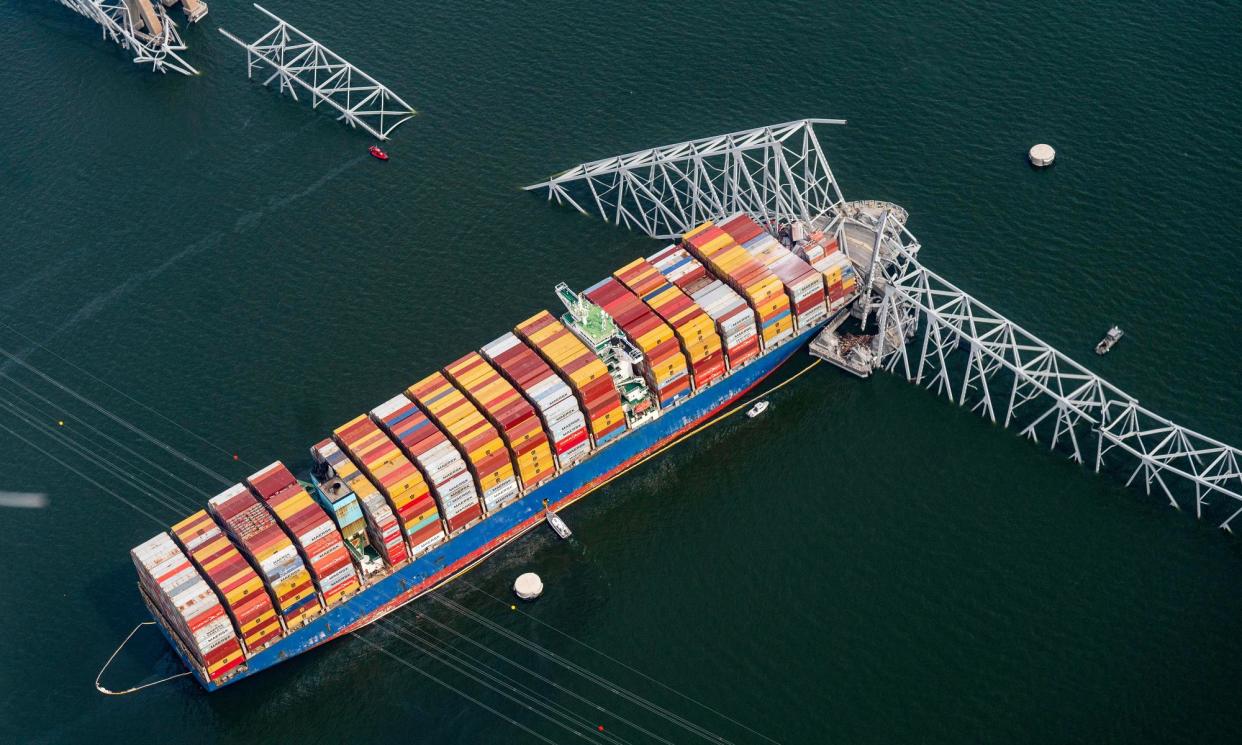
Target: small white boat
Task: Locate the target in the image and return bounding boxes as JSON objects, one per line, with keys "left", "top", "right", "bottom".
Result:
{"left": 545, "top": 510, "right": 572, "bottom": 540}
{"left": 747, "top": 400, "right": 769, "bottom": 418}
{"left": 1095, "top": 325, "right": 1124, "bottom": 355}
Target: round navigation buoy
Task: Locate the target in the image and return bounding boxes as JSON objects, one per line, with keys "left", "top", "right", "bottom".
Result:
{"left": 514, "top": 572, "right": 543, "bottom": 601}
{"left": 1028, "top": 143, "right": 1056, "bottom": 167}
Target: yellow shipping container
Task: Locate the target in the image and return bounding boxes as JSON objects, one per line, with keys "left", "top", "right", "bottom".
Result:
{"left": 270, "top": 489, "right": 315, "bottom": 520}
{"left": 272, "top": 571, "right": 312, "bottom": 598}
{"left": 287, "top": 605, "right": 322, "bottom": 629}
{"left": 252, "top": 541, "right": 289, "bottom": 563}
{"left": 207, "top": 648, "right": 245, "bottom": 676}
{"left": 239, "top": 609, "right": 278, "bottom": 636}
{"left": 684, "top": 222, "right": 714, "bottom": 240}
{"left": 591, "top": 410, "right": 622, "bottom": 434}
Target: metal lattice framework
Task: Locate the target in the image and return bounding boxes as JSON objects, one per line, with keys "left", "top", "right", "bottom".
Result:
{"left": 220, "top": 4, "right": 416, "bottom": 140}
{"left": 55, "top": 0, "right": 198, "bottom": 76}
{"left": 870, "top": 228, "right": 1242, "bottom": 528}
{"left": 524, "top": 119, "right": 847, "bottom": 239}
{"left": 533, "top": 120, "right": 1242, "bottom": 529}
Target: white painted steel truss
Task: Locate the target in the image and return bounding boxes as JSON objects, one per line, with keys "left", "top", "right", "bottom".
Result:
{"left": 524, "top": 119, "right": 847, "bottom": 239}
{"left": 55, "top": 0, "right": 198, "bottom": 76}
{"left": 870, "top": 221, "right": 1242, "bottom": 528}
{"left": 219, "top": 4, "right": 415, "bottom": 140}
{"left": 533, "top": 120, "right": 1242, "bottom": 529}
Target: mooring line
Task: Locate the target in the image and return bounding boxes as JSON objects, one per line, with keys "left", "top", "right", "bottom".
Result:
{"left": 95, "top": 622, "right": 192, "bottom": 696}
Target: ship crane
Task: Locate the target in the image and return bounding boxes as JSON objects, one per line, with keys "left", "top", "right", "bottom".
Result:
{"left": 526, "top": 119, "right": 1242, "bottom": 532}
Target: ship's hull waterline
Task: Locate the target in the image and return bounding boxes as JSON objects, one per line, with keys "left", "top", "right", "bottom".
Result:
{"left": 144, "top": 322, "right": 823, "bottom": 690}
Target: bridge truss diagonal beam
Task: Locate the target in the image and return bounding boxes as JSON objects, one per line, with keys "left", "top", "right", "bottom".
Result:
{"left": 219, "top": 4, "right": 415, "bottom": 140}
{"left": 55, "top": 0, "right": 198, "bottom": 75}
{"left": 872, "top": 221, "right": 1242, "bottom": 528}
{"left": 527, "top": 119, "right": 1242, "bottom": 531}
{"left": 524, "top": 119, "right": 848, "bottom": 239}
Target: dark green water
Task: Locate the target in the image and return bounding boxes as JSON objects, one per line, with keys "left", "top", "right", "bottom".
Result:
{"left": 2, "top": 1, "right": 1240, "bottom": 742}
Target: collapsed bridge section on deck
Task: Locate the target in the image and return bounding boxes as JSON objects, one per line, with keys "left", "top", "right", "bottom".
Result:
{"left": 527, "top": 119, "right": 1242, "bottom": 531}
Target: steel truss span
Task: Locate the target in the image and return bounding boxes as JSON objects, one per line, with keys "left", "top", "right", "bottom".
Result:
{"left": 219, "top": 4, "right": 415, "bottom": 141}
{"left": 524, "top": 119, "right": 847, "bottom": 239}
{"left": 871, "top": 227, "right": 1242, "bottom": 529}
{"left": 533, "top": 119, "right": 1242, "bottom": 530}
{"left": 55, "top": 0, "right": 198, "bottom": 76}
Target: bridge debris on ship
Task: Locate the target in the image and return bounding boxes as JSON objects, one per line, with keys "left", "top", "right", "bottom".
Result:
{"left": 526, "top": 118, "right": 1242, "bottom": 532}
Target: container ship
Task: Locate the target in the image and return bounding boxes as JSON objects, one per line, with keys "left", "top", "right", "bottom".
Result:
{"left": 130, "top": 214, "right": 861, "bottom": 689}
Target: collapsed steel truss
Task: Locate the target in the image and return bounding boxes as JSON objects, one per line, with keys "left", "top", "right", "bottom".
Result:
{"left": 533, "top": 120, "right": 1242, "bottom": 529}
{"left": 220, "top": 4, "right": 415, "bottom": 140}
{"left": 871, "top": 229, "right": 1242, "bottom": 528}
{"left": 55, "top": 0, "right": 198, "bottom": 75}
{"left": 524, "top": 119, "right": 847, "bottom": 239}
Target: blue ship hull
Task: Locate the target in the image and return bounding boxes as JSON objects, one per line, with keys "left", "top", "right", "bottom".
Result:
{"left": 151, "top": 322, "right": 824, "bottom": 690}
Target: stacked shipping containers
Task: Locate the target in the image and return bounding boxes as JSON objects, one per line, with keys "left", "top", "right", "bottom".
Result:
{"left": 131, "top": 533, "right": 247, "bottom": 681}
{"left": 407, "top": 373, "right": 520, "bottom": 514}
{"left": 798, "top": 231, "right": 859, "bottom": 312}
{"left": 170, "top": 510, "right": 283, "bottom": 654}
{"left": 444, "top": 352, "right": 556, "bottom": 492}
{"left": 248, "top": 462, "right": 361, "bottom": 609}
{"left": 648, "top": 244, "right": 760, "bottom": 369}
{"left": 482, "top": 332, "right": 592, "bottom": 469}
{"left": 371, "top": 394, "right": 484, "bottom": 533}
{"left": 310, "top": 439, "right": 407, "bottom": 569}
{"left": 207, "top": 484, "right": 322, "bottom": 630}
{"left": 682, "top": 221, "right": 795, "bottom": 350}
{"left": 583, "top": 278, "right": 691, "bottom": 408}
{"left": 515, "top": 310, "right": 627, "bottom": 447}
{"left": 333, "top": 415, "right": 446, "bottom": 558}
{"left": 720, "top": 213, "right": 828, "bottom": 330}
{"left": 612, "top": 257, "right": 726, "bottom": 390}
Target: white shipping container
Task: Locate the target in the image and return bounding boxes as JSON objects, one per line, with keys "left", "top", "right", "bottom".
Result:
{"left": 481, "top": 332, "right": 521, "bottom": 358}
{"left": 437, "top": 472, "right": 478, "bottom": 517}
{"left": 796, "top": 305, "right": 828, "bottom": 329}
{"left": 441, "top": 470, "right": 477, "bottom": 498}
{"left": 483, "top": 480, "right": 520, "bottom": 511}
{"left": 296, "top": 520, "right": 336, "bottom": 547}
{"left": 559, "top": 440, "right": 592, "bottom": 466}
{"left": 141, "top": 546, "right": 189, "bottom": 578}
{"left": 192, "top": 617, "right": 237, "bottom": 652}
{"left": 133, "top": 534, "right": 181, "bottom": 567}
{"left": 548, "top": 409, "right": 587, "bottom": 428}
{"left": 319, "top": 564, "right": 357, "bottom": 591}
{"left": 408, "top": 532, "right": 444, "bottom": 559}
{"left": 169, "top": 581, "right": 220, "bottom": 621}
{"left": 259, "top": 545, "right": 300, "bottom": 573}
{"left": 551, "top": 419, "right": 587, "bottom": 437}
{"left": 370, "top": 394, "right": 409, "bottom": 420}
{"left": 543, "top": 397, "right": 583, "bottom": 420}
{"left": 207, "top": 483, "right": 249, "bottom": 509}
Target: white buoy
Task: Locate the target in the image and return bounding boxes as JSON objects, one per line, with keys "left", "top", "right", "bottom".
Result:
{"left": 1028, "top": 143, "right": 1056, "bottom": 167}
{"left": 514, "top": 572, "right": 543, "bottom": 601}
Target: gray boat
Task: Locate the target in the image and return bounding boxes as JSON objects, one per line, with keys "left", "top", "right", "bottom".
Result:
{"left": 545, "top": 509, "right": 572, "bottom": 540}
{"left": 1095, "top": 326, "right": 1124, "bottom": 355}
